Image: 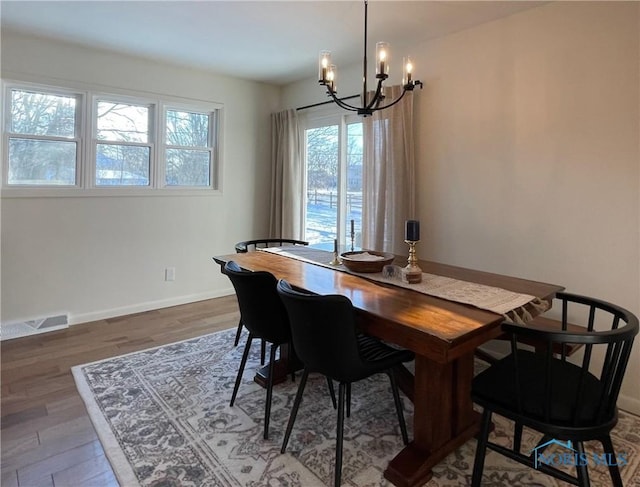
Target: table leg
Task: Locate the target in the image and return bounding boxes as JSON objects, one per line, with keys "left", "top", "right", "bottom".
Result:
{"left": 384, "top": 353, "right": 480, "bottom": 487}
{"left": 254, "top": 343, "right": 301, "bottom": 388}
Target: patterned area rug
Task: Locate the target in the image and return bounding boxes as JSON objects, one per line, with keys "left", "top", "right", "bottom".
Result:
{"left": 73, "top": 328, "right": 640, "bottom": 486}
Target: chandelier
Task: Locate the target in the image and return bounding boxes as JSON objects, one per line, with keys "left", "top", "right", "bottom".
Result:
{"left": 317, "top": 0, "right": 423, "bottom": 117}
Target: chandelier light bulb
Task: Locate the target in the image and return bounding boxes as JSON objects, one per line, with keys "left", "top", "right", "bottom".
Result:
{"left": 328, "top": 65, "right": 338, "bottom": 93}
{"left": 403, "top": 57, "right": 414, "bottom": 85}
{"left": 376, "top": 42, "right": 390, "bottom": 76}
{"left": 318, "top": 51, "right": 332, "bottom": 83}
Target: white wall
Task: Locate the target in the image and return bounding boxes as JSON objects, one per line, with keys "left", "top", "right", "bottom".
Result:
{"left": 1, "top": 30, "right": 279, "bottom": 325}
{"left": 284, "top": 2, "right": 640, "bottom": 413}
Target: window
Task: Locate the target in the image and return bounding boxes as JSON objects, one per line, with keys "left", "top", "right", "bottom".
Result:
{"left": 3, "top": 80, "right": 221, "bottom": 194}
{"left": 6, "top": 88, "right": 81, "bottom": 186}
{"left": 304, "top": 113, "right": 363, "bottom": 249}
{"left": 165, "top": 108, "right": 214, "bottom": 187}
{"left": 95, "top": 99, "right": 151, "bottom": 186}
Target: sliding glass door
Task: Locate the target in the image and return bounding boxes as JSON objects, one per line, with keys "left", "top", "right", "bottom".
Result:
{"left": 303, "top": 113, "right": 362, "bottom": 250}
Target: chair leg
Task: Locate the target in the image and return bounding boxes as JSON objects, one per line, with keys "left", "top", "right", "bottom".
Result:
{"left": 513, "top": 422, "right": 523, "bottom": 454}
{"left": 471, "top": 408, "right": 492, "bottom": 487}
{"left": 281, "top": 369, "right": 309, "bottom": 453}
{"left": 326, "top": 377, "right": 337, "bottom": 409}
{"left": 335, "top": 382, "right": 346, "bottom": 487}
{"left": 575, "top": 441, "right": 591, "bottom": 487}
{"left": 287, "top": 342, "right": 296, "bottom": 382}
{"left": 346, "top": 383, "right": 351, "bottom": 418}
{"left": 387, "top": 371, "right": 409, "bottom": 445}
{"left": 264, "top": 344, "right": 278, "bottom": 440}
{"left": 230, "top": 334, "right": 253, "bottom": 407}
{"left": 260, "top": 339, "right": 266, "bottom": 365}
{"left": 601, "top": 436, "right": 623, "bottom": 487}
{"left": 233, "top": 318, "right": 243, "bottom": 346}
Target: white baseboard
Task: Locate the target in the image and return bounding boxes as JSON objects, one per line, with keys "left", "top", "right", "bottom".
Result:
{"left": 618, "top": 394, "right": 640, "bottom": 417}
{"left": 68, "top": 288, "right": 236, "bottom": 326}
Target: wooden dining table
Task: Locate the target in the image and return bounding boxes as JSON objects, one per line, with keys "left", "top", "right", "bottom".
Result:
{"left": 213, "top": 250, "right": 563, "bottom": 487}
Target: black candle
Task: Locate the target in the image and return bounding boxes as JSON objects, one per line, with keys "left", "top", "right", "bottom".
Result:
{"left": 405, "top": 220, "right": 420, "bottom": 241}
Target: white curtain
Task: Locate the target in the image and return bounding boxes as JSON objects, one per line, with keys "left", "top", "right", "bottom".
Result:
{"left": 362, "top": 86, "right": 417, "bottom": 255}
{"left": 269, "top": 109, "right": 303, "bottom": 239}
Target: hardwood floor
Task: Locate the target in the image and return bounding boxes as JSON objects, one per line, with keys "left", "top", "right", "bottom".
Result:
{"left": 1, "top": 295, "right": 239, "bottom": 487}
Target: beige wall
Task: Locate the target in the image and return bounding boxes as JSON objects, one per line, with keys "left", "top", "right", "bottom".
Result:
{"left": 283, "top": 2, "right": 640, "bottom": 414}
{"left": 418, "top": 2, "right": 639, "bottom": 413}
{"left": 1, "top": 30, "right": 279, "bottom": 325}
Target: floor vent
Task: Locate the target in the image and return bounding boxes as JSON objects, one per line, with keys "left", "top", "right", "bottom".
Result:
{"left": 1, "top": 314, "right": 69, "bottom": 341}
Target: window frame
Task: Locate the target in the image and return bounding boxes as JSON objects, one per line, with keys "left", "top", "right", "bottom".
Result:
{"left": 161, "top": 103, "right": 218, "bottom": 190}
{"left": 1, "top": 79, "right": 223, "bottom": 197}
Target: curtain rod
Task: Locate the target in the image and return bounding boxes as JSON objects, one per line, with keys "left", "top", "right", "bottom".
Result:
{"left": 296, "top": 95, "right": 359, "bottom": 112}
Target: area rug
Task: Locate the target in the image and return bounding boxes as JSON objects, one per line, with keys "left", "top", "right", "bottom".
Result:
{"left": 73, "top": 328, "right": 640, "bottom": 486}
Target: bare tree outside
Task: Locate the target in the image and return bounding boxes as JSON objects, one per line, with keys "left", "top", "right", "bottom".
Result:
{"left": 305, "top": 122, "right": 363, "bottom": 245}
{"left": 306, "top": 125, "right": 338, "bottom": 190}
{"left": 165, "top": 109, "right": 211, "bottom": 186}
{"left": 8, "top": 89, "right": 77, "bottom": 185}
{"left": 95, "top": 101, "right": 150, "bottom": 186}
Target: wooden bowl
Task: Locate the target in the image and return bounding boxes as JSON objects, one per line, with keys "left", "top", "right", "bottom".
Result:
{"left": 340, "top": 251, "right": 395, "bottom": 273}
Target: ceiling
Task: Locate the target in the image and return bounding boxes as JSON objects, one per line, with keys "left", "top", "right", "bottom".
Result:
{"left": 0, "top": 1, "right": 545, "bottom": 86}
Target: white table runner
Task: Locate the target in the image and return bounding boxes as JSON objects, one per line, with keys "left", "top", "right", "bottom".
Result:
{"left": 259, "top": 246, "right": 548, "bottom": 324}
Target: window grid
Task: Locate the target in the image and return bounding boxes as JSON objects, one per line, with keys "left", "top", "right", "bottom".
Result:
{"left": 93, "top": 97, "right": 154, "bottom": 188}
{"left": 4, "top": 87, "right": 84, "bottom": 187}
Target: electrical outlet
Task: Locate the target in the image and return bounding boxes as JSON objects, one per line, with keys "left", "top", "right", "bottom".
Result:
{"left": 165, "top": 267, "right": 176, "bottom": 281}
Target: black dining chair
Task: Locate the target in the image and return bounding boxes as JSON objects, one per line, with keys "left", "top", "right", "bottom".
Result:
{"left": 276, "top": 279, "right": 414, "bottom": 487}
{"left": 471, "top": 292, "right": 638, "bottom": 487}
{"left": 232, "top": 238, "right": 309, "bottom": 353}
{"left": 223, "top": 260, "right": 293, "bottom": 440}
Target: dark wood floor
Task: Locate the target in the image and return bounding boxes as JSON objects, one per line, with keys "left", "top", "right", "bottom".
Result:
{"left": 1, "top": 295, "right": 239, "bottom": 487}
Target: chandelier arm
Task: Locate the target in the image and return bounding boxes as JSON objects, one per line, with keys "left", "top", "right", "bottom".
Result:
{"left": 365, "top": 77, "right": 386, "bottom": 110}
{"left": 369, "top": 88, "right": 408, "bottom": 111}
{"left": 374, "top": 92, "right": 384, "bottom": 109}
{"left": 326, "top": 89, "right": 360, "bottom": 112}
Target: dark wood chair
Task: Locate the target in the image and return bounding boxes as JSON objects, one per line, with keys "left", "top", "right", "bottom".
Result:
{"left": 223, "top": 261, "right": 293, "bottom": 440}
{"left": 277, "top": 279, "right": 414, "bottom": 487}
{"left": 232, "top": 238, "right": 309, "bottom": 358}
{"left": 471, "top": 292, "right": 639, "bottom": 487}
{"left": 475, "top": 315, "right": 587, "bottom": 365}
{"left": 235, "top": 238, "right": 309, "bottom": 254}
